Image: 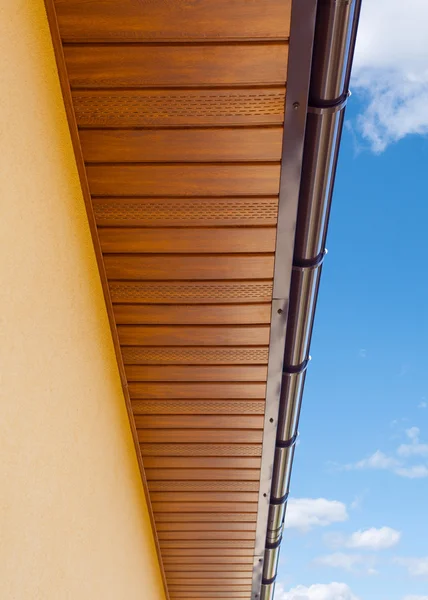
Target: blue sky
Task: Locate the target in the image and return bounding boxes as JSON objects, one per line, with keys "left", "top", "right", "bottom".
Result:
{"left": 275, "top": 2, "right": 428, "bottom": 599}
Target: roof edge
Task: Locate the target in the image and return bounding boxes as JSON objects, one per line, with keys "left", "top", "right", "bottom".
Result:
{"left": 257, "top": 1, "right": 362, "bottom": 598}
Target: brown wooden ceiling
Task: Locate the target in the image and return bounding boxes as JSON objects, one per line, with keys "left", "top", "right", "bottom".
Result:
{"left": 45, "top": 1, "right": 292, "bottom": 598}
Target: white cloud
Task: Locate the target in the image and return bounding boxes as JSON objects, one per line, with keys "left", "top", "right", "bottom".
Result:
{"left": 346, "top": 527, "right": 401, "bottom": 550}
{"left": 314, "top": 553, "right": 377, "bottom": 575}
{"left": 418, "top": 400, "right": 427, "bottom": 409}
{"left": 285, "top": 498, "right": 348, "bottom": 532}
{"left": 397, "top": 428, "right": 428, "bottom": 458}
{"left": 358, "top": 349, "right": 367, "bottom": 358}
{"left": 338, "top": 428, "right": 428, "bottom": 478}
{"left": 403, "top": 596, "right": 428, "bottom": 600}
{"left": 395, "top": 465, "right": 428, "bottom": 478}
{"left": 352, "top": 0, "right": 428, "bottom": 152}
{"left": 353, "top": 450, "right": 400, "bottom": 471}
{"left": 275, "top": 582, "right": 360, "bottom": 600}
{"left": 395, "top": 557, "right": 428, "bottom": 576}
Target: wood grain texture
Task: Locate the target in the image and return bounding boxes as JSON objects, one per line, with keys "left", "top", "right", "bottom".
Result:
{"left": 105, "top": 255, "right": 274, "bottom": 280}
{"left": 161, "top": 551, "right": 254, "bottom": 560}
{"left": 141, "top": 443, "right": 262, "bottom": 457}
{"left": 93, "top": 196, "right": 279, "bottom": 227}
{"left": 124, "top": 346, "right": 269, "bottom": 365}
{"left": 145, "top": 466, "right": 261, "bottom": 479}
{"left": 129, "top": 382, "right": 266, "bottom": 399}
{"left": 81, "top": 127, "right": 283, "bottom": 163}
{"left": 138, "top": 430, "right": 263, "bottom": 444}
{"left": 156, "top": 513, "right": 258, "bottom": 524}
{"left": 132, "top": 399, "right": 266, "bottom": 415}
{"left": 156, "top": 521, "right": 257, "bottom": 531}
{"left": 119, "top": 325, "right": 270, "bottom": 346}
{"left": 115, "top": 304, "right": 271, "bottom": 326}
{"left": 135, "top": 415, "right": 263, "bottom": 430}
{"left": 55, "top": 0, "right": 291, "bottom": 41}
{"left": 152, "top": 493, "right": 258, "bottom": 505}
{"left": 126, "top": 364, "right": 268, "bottom": 382}
{"left": 143, "top": 457, "right": 260, "bottom": 469}
{"left": 65, "top": 44, "right": 288, "bottom": 88}
{"left": 88, "top": 164, "right": 281, "bottom": 196}
{"left": 73, "top": 89, "right": 286, "bottom": 128}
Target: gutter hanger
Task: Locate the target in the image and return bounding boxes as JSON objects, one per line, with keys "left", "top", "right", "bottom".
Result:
{"left": 259, "top": 1, "right": 362, "bottom": 598}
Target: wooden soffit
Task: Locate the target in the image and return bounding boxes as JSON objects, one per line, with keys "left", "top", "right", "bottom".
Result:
{"left": 44, "top": 1, "right": 298, "bottom": 599}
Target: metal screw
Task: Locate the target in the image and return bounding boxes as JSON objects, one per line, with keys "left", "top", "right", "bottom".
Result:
{"left": 277, "top": 308, "right": 283, "bottom": 314}
{"left": 293, "top": 101, "right": 300, "bottom": 110}
{"left": 269, "top": 417, "right": 274, "bottom": 423}
{"left": 259, "top": 559, "right": 263, "bottom": 563}
{"left": 263, "top": 493, "right": 267, "bottom": 498}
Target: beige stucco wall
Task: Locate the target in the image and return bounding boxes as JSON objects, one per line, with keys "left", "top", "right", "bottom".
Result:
{"left": 0, "top": 3, "right": 166, "bottom": 599}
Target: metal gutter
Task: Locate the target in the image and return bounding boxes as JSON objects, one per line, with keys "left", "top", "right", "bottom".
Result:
{"left": 258, "top": 1, "right": 362, "bottom": 599}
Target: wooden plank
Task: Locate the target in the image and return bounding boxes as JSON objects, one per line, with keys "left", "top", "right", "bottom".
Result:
{"left": 115, "top": 304, "right": 272, "bottom": 326}
{"left": 162, "top": 551, "right": 254, "bottom": 561}
{"left": 143, "top": 457, "right": 260, "bottom": 469}
{"left": 73, "top": 89, "right": 286, "bottom": 128}
{"left": 93, "top": 196, "right": 279, "bottom": 227}
{"left": 55, "top": 0, "right": 291, "bottom": 41}
{"left": 127, "top": 365, "right": 268, "bottom": 382}
{"left": 166, "top": 570, "right": 252, "bottom": 578}
{"left": 141, "top": 443, "right": 262, "bottom": 457}
{"left": 160, "top": 540, "right": 254, "bottom": 548}
{"left": 168, "top": 573, "right": 252, "bottom": 590}
{"left": 110, "top": 281, "right": 273, "bottom": 305}
{"left": 169, "top": 587, "right": 251, "bottom": 600}
{"left": 169, "top": 590, "right": 250, "bottom": 598}
{"left": 99, "top": 227, "right": 276, "bottom": 254}
{"left": 129, "top": 382, "right": 266, "bottom": 399}
{"left": 139, "top": 430, "right": 263, "bottom": 444}
{"left": 155, "top": 513, "right": 258, "bottom": 523}
{"left": 65, "top": 44, "right": 288, "bottom": 88}
{"left": 156, "top": 521, "right": 257, "bottom": 532}
{"left": 151, "top": 493, "right": 258, "bottom": 505}
{"left": 123, "top": 347, "right": 269, "bottom": 365}
{"left": 148, "top": 480, "right": 260, "bottom": 492}
{"left": 88, "top": 164, "right": 281, "bottom": 196}
{"left": 119, "top": 326, "right": 270, "bottom": 346}
{"left": 81, "top": 127, "right": 283, "bottom": 163}
{"left": 105, "top": 255, "right": 274, "bottom": 281}
{"left": 133, "top": 399, "right": 266, "bottom": 415}
{"left": 146, "top": 469, "right": 260, "bottom": 482}
{"left": 135, "top": 415, "right": 264, "bottom": 430}
{"left": 140, "top": 442, "right": 262, "bottom": 456}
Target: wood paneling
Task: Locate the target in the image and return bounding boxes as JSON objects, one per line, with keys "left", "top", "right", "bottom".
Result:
{"left": 65, "top": 44, "right": 288, "bottom": 88}
{"left": 105, "top": 255, "right": 274, "bottom": 281}
{"left": 116, "top": 304, "right": 271, "bottom": 326}
{"left": 93, "top": 197, "right": 279, "bottom": 227}
{"left": 73, "top": 89, "right": 286, "bottom": 128}
{"left": 55, "top": 0, "right": 291, "bottom": 42}
{"left": 133, "top": 400, "right": 266, "bottom": 415}
{"left": 129, "top": 382, "right": 266, "bottom": 399}
{"left": 125, "top": 346, "right": 269, "bottom": 365}
{"left": 88, "top": 164, "right": 281, "bottom": 196}
{"left": 144, "top": 457, "right": 260, "bottom": 469}
{"left": 139, "top": 429, "right": 263, "bottom": 444}
{"left": 46, "top": 0, "right": 292, "bottom": 597}
{"left": 156, "top": 521, "right": 257, "bottom": 532}
{"left": 140, "top": 443, "right": 262, "bottom": 457}
{"left": 99, "top": 227, "right": 276, "bottom": 254}
{"left": 126, "top": 365, "right": 268, "bottom": 382}
{"left": 136, "top": 415, "right": 263, "bottom": 430}
{"left": 81, "top": 128, "right": 283, "bottom": 163}
{"left": 110, "top": 281, "right": 274, "bottom": 304}
{"left": 119, "top": 326, "right": 270, "bottom": 347}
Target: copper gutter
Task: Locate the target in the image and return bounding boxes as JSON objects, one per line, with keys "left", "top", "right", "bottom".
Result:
{"left": 257, "top": 1, "right": 362, "bottom": 599}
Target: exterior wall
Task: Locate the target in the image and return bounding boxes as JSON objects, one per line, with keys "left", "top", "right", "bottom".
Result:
{"left": 0, "top": 3, "right": 166, "bottom": 599}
